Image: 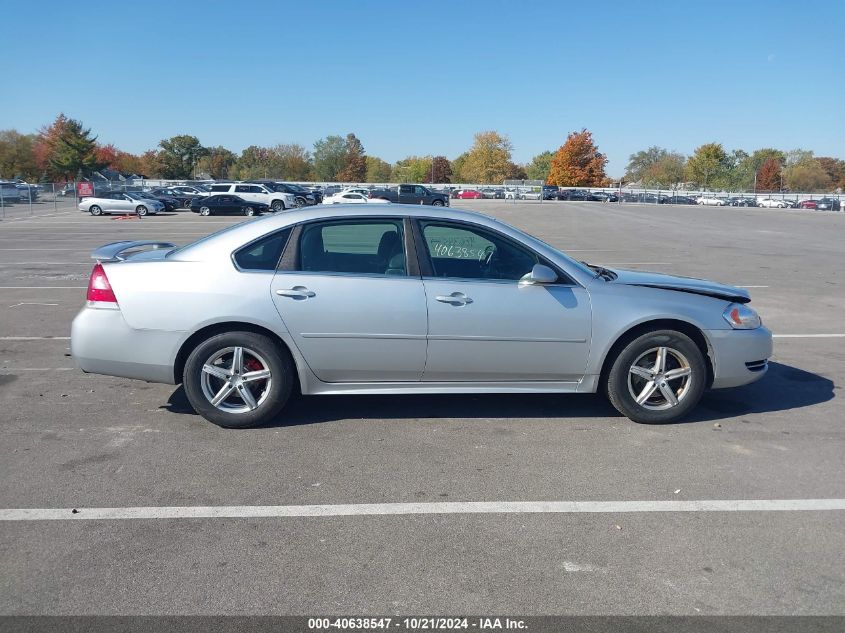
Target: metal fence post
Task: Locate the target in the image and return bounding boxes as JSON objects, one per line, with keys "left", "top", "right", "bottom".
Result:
{"left": 53, "top": 183, "right": 58, "bottom": 213}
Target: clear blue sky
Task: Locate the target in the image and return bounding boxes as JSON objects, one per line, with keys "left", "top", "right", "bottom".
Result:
{"left": 2, "top": 0, "right": 842, "bottom": 176}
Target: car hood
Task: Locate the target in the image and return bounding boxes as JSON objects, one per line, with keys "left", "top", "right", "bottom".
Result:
{"left": 608, "top": 268, "right": 750, "bottom": 303}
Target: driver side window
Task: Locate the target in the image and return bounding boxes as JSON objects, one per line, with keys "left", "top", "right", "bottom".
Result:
{"left": 419, "top": 221, "right": 540, "bottom": 281}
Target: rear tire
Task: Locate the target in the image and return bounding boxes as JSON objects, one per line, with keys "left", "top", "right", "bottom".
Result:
{"left": 89, "top": 205, "right": 102, "bottom": 216}
{"left": 183, "top": 331, "right": 294, "bottom": 428}
{"left": 605, "top": 329, "right": 706, "bottom": 424}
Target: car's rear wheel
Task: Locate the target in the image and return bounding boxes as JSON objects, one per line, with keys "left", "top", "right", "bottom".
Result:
{"left": 199, "top": 206, "right": 211, "bottom": 216}
{"left": 89, "top": 205, "right": 102, "bottom": 216}
{"left": 183, "top": 331, "right": 294, "bottom": 428}
{"left": 605, "top": 329, "right": 706, "bottom": 424}
{"left": 136, "top": 205, "right": 148, "bottom": 216}
{"left": 272, "top": 200, "right": 284, "bottom": 212}
{"left": 243, "top": 206, "right": 255, "bottom": 217}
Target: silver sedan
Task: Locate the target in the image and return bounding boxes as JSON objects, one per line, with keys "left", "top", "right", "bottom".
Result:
{"left": 71, "top": 205, "right": 772, "bottom": 427}
{"left": 78, "top": 191, "right": 165, "bottom": 216}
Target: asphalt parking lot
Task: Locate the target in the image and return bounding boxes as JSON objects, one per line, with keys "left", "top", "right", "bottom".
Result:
{"left": 0, "top": 200, "right": 843, "bottom": 616}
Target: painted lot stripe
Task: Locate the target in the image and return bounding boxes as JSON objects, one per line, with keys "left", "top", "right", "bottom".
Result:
{"left": 774, "top": 334, "right": 845, "bottom": 338}
{"left": 0, "top": 336, "right": 70, "bottom": 340}
{"left": 0, "top": 367, "right": 74, "bottom": 372}
{"left": 2, "top": 499, "right": 844, "bottom": 521}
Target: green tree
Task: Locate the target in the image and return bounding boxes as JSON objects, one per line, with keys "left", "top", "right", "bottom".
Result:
{"left": 625, "top": 146, "right": 670, "bottom": 182}
{"left": 157, "top": 135, "right": 206, "bottom": 179}
{"left": 273, "top": 143, "right": 313, "bottom": 180}
{"left": 459, "top": 131, "right": 514, "bottom": 184}
{"left": 525, "top": 151, "right": 554, "bottom": 182}
{"left": 450, "top": 152, "right": 469, "bottom": 182}
{"left": 312, "top": 135, "right": 348, "bottom": 181}
{"left": 365, "top": 156, "right": 393, "bottom": 182}
{"left": 784, "top": 159, "right": 831, "bottom": 192}
{"left": 337, "top": 133, "right": 366, "bottom": 182}
{"left": 391, "top": 156, "right": 432, "bottom": 183}
{"left": 196, "top": 146, "right": 237, "bottom": 179}
{"left": 0, "top": 130, "right": 38, "bottom": 180}
{"left": 684, "top": 143, "right": 729, "bottom": 190}
{"left": 48, "top": 117, "right": 106, "bottom": 180}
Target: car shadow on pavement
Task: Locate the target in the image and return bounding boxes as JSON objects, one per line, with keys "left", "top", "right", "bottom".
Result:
{"left": 161, "top": 361, "right": 833, "bottom": 428}
{"left": 687, "top": 361, "right": 834, "bottom": 423}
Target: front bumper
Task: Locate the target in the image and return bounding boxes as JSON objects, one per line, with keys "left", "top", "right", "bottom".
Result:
{"left": 707, "top": 326, "right": 773, "bottom": 389}
{"left": 71, "top": 305, "right": 183, "bottom": 384}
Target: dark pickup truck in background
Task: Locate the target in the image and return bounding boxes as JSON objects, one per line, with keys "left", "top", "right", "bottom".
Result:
{"left": 369, "top": 184, "right": 449, "bottom": 206}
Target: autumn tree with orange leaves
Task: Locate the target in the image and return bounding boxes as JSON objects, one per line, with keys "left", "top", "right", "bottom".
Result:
{"left": 755, "top": 157, "right": 781, "bottom": 192}
{"left": 547, "top": 129, "right": 607, "bottom": 186}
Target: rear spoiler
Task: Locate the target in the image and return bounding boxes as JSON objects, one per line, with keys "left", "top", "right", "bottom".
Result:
{"left": 91, "top": 240, "right": 176, "bottom": 262}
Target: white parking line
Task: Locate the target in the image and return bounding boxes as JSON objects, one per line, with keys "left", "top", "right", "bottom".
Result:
{"left": 2, "top": 498, "right": 843, "bottom": 521}
{"left": 0, "top": 336, "right": 70, "bottom": 340}
{"left": 0, "top": 367, "right": 74, "bottom": 372}
{"left": 774, "top": 334, "right": 845, "bottom": 338}
{"left": 737, "top": 285, "right": 769, "bottom": 288}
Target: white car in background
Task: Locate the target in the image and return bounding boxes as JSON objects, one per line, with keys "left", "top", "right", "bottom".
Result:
{"left": 322, "top": 192, "right": 390, "bottom": 205}
{"left": 204, "top": 183, "right": 297, "bottom": 212}
{"left": 757, "top": 198, "right": 789, "bottom": 209}
{"left": 696, "top": 195, "right": 726, "bottom": 206}
{"left": 340, "top": 187, "right": 372, "bottom": 197}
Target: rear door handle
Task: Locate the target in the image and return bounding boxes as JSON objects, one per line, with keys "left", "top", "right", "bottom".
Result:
{"left": 276, "top": 286, "right": 315, "bottom": 299}
{"left": 435, "top": 292, "right": 472, "bottom": 306}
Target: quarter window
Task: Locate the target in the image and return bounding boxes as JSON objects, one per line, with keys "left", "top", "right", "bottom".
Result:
{"left": 233, "top": 227, "right": 292, "bottom": 272}
{"left": 297, "top": 219, "right": 406, "bottom": 276}
{"left": 420, "top": 221, "right": 540, "bottom": 282}
{"left": 210, "top": 185, "right": 230, "bottom": 192}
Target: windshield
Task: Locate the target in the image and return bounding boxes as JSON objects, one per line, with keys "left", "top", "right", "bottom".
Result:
{"left": 501, "top": 223, "right": 596, "bottom": 278}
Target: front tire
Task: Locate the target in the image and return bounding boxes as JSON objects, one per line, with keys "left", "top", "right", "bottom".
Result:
{"left": 89, "top": 205, "right": 102, "bottom": 216}
{"left": 136, "top": 205, "right": 148, "bottom": 216}
{"left": 183, "top": 331, "right": 294, "bottom": 428}
{"left": 199, "top": 206, "right": 211, "bottom": 216}
{"left": 432, "top": 199, "right": 445, "bottom": 206}
{"left": 605, "top": 329, "right": 706, "bottom": 424}
{"left": 272, "top": 200, "right": 285, "bottom": 212}
{"left": 243, "top": 206, "right": 255, "bottom": 217}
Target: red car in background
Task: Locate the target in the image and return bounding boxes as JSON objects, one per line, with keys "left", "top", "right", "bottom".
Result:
{"left": 799, "top": 200, "right": 818, "bottom": 209}
{"left": 454, "top": 189, "right": 483, "bottom": 199}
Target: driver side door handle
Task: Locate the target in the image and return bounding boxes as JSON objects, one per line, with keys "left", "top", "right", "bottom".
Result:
{"left": 435, "top": 292, "right": 473, "bottom": 306}
{"left": 276, "top": 286, "right": 316, "bottom": 299}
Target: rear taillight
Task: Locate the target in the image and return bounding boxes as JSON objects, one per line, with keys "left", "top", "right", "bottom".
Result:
{"left": 87, "top": 262, "right": 118, "bottom": 304}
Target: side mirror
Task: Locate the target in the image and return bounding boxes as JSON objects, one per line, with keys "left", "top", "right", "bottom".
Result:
{"left": 521, "top": 263, "right": 558, "bottom": 285}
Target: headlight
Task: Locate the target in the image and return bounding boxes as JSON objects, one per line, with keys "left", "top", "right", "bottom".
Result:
{"left": 723, "top": 303, "right": 761, "bottom": 329}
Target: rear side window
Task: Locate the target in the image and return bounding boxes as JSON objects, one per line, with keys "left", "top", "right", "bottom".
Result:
{"left": 233, "top": 227, "right": 293, "bottom": 272}
{"left": 210, "top": 185, "right": 230, "bottom": 192}
{"left": 297, "top": 219, "right": 406, "bottom": 276}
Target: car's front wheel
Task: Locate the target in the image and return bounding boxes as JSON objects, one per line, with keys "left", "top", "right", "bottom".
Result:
{"left": 432, "top": 199, "right": 444, "bottom": 206}
{"left": 183, "top": 331, "right": 294, "bottom": 428}
{"left": 136, "top": 205, "right": 148, "bottom": 216}
{"left": 89, "top": 205, "right": 103, "bottom": 216}
{"left": 605, "top": 329, "right": 706, "bottom": 424}
{"left": 243, "top": 206, "right": 255, "bottom": 217}
{"left": 199, "top": 206, "right": 211, "bottom": 216}
{"left": 272, "top": 200, "right": 285, "bottom": 212}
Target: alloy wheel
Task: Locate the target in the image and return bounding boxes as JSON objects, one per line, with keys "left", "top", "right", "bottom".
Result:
{"left": 627, "top": 346, "right": 692, "bottom": 411}
{"left": 200, "top": 346, "right": 273, "bottom": 414}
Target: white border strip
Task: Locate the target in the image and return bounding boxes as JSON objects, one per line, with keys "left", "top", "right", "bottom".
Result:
{"left": 2, "top": 499, "right": 844, "bottom": 521}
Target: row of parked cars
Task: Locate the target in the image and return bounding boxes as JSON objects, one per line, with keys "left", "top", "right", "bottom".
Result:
{"left": 76, "top": 181, "right": 326, "bottom": 217}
